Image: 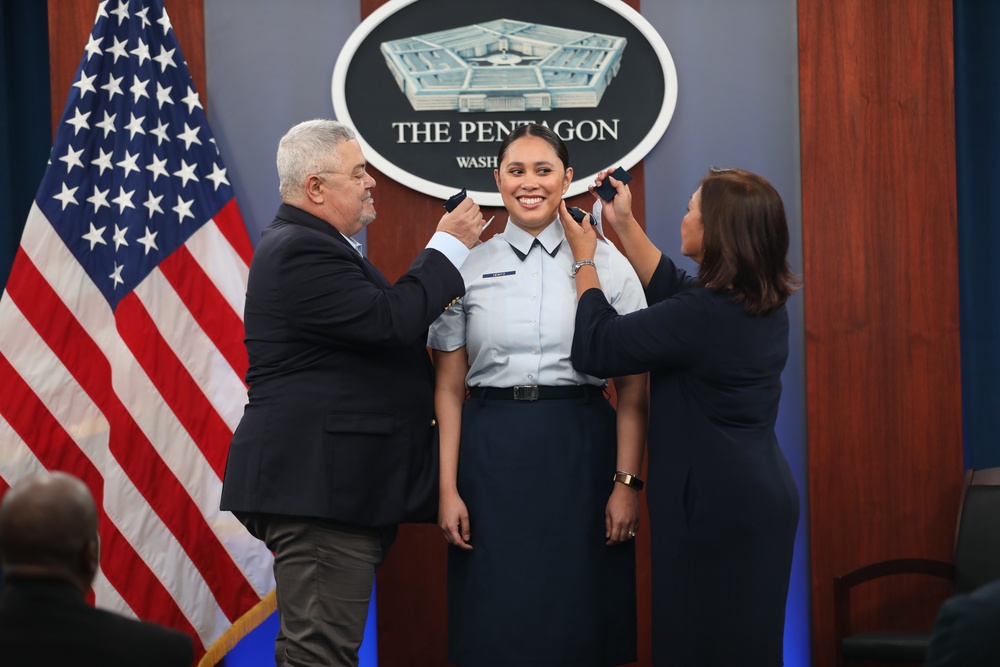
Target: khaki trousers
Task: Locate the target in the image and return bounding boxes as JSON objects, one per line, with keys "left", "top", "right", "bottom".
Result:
{"left": 261, "top": 516, "right": 397, "bottom": 667}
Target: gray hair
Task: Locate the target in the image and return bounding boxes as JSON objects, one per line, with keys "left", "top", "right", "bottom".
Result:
{"left": 276, "top": 119, "right": 357, "bottom": 201}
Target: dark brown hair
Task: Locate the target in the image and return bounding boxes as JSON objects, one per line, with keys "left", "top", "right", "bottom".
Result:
{"left": 697, "top": 168, "right": 799, "bottom": 315}
{"left": 496, "top": 123, "right": 570, "bottom": 170}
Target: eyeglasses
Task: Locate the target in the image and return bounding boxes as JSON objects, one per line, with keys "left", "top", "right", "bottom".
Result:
{"left": 311, "top": 169, "right": 370, "bottom": 182}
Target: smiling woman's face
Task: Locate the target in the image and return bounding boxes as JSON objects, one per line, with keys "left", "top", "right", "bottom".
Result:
{"left": 494, "top": 135, "right": 572, "bottom": 236}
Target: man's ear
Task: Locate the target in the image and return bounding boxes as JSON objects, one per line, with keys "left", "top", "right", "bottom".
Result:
{"left": 305, "top": 174, "right": 325, "bottom": 204}
{"left": 82, "top": 534, "right": 99, "bottom": 581}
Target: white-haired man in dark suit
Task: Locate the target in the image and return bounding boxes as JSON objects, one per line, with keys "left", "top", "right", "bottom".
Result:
{"left": 221, "top": 119, "right": 486, "bottom": 667}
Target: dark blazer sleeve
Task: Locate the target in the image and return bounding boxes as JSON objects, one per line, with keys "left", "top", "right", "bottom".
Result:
{"left": 643, "top": 253, "right": 699, "bottom": 305}
{"left": 572, "top": 286, "right": 707, "bottom": 379}
{"left": 271, "top": 230, "right": 463, "bottom": 350}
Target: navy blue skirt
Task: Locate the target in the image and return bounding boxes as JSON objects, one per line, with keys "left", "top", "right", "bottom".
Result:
{"left": 447, "top": 391, "right": 637, "bottom": 667}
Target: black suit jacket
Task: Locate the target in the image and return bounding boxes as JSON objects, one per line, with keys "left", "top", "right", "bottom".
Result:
{"left": 0, "top": 578, "right": 193, "bottom": 667}
{"left": 925, "top": 578, "right": 1000, "bottom": 667}
{"left": 221, "top": 204, "right": 465, "bottom": 526}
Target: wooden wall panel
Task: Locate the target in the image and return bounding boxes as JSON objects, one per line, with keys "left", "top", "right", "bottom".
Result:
{"left": 799, "top": 2, "right": 964, "bottom": 666}
{"left": 362, "top": 1, "right": 651, "bottom": 665}
{"left": 48, "top": 0, "right": 206, "bottom": 135}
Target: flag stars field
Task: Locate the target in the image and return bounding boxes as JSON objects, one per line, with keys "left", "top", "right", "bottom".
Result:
{"left": 42, "top": 1, "right": 234, "bottom": 301}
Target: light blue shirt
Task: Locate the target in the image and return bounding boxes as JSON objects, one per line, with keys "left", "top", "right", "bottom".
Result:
{"left": 341, "top": 232, "right": 364, "bottom": 255}
{"left": 428, "top": 218, "right": 646, "bottom": 387}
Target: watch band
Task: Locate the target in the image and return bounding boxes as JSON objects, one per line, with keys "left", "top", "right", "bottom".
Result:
{"left": 571, "top": 259, "right": 597, "bottom": 277}
{"left": 613, "top": 470, "right": 644, "bottom": 490}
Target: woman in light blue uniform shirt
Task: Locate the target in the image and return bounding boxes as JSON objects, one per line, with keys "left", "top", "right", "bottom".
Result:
{"left": 428, "top": 123, "right": 648, "bottom": 667}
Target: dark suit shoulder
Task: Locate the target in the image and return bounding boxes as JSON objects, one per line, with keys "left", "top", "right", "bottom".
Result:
{"left": 252, "top": 203, "right": 355, "bottom": 258}
{"left": 91, "top": 607, "right": 194, "bottom": 666}
{"left": 0, "top": 581, "right": 193, "bottom": 667}
{"left": 260, "top": 215, "right": 351, "bottom": 253}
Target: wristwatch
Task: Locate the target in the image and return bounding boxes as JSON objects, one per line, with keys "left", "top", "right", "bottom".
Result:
{"left": 613, "top": 471, "right": 644, "bottom": 490}
{"left": 571, "top": 259, "right": 597, "bottom": 277}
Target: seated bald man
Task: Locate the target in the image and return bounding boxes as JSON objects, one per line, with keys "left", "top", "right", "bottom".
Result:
{"left": 0, "top": 471, "right": 193, "bottom": 667}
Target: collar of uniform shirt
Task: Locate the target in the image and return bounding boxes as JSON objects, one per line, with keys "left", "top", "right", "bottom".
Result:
{"left": 501, "top": 217, "right": 563, "bottom": 260}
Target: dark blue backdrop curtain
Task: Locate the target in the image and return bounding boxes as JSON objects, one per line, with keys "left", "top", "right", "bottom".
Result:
{"left": 0, "top": 0, "right": 50, "bottom": 294}
{"left": 955, "top": 0, "right": 1000, "bottom": 469}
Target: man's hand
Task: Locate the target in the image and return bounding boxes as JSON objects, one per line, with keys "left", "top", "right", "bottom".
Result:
{"left": 437, "top": 197, "right": 486, "bottom": 249}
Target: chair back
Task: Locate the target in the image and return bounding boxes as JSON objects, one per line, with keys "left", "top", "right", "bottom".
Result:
{"left": 953, "top": 467, "right": 1000, "bottom": 594}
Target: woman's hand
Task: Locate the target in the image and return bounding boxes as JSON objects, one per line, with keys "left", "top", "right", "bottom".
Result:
{"left": 439, "top": 489, "right": 473, "bottom": 550}
{"left": 558, "top": 201, "right": 598, "bottom": 262}
{"left": 590, "top": 169, "right": 635, "bottom": 233}
{"left": 605, "top": 483, "right": 640, "bottom": 546}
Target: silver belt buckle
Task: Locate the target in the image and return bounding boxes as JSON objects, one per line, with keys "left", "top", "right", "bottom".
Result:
{"left": 513, "top": 385, "right": 539, "bottom": 401}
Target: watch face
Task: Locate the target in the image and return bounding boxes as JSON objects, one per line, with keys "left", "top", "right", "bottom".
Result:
{"left": 615, "top": 472, "right": 643, "bottom": 489}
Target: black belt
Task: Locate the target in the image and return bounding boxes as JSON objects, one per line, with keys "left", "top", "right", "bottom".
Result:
{"left": 468, "top": 385, "right": 605, "bottom": 401}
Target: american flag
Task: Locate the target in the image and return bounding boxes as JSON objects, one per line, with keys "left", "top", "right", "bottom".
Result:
{"left": 0, "top": 0, "right": 274, "bottom": 662}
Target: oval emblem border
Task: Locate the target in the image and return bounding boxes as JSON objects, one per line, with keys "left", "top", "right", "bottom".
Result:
{"left": 332, "top": 0, "right": 678, "bottom": 207}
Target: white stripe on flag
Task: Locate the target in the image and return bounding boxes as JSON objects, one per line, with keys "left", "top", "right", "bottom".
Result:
{"left": 133, "top": 267, "right": 248, "bottom": 432}
{"left": 187, "top": 219, "right": 251, "bottom": 319}
{"left": 20, "top": 211, "right": 272, "bottom": 600}
{"left": 92, "top": 567, "right": 137, "bottom": 618}
{"left": 0, "top": 414, "right": 47, "bottom": 492}
{"left": 0, "top": 296, "right": 226, "bottom": 643}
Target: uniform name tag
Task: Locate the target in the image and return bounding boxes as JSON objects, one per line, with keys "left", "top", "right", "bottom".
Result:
{"left": 483, "top": 271, "right": 516, "bottom": 278}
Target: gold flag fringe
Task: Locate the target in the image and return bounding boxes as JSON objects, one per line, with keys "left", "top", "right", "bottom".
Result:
{"left": 198, "top": 590, "right": 277, "bottom": 667}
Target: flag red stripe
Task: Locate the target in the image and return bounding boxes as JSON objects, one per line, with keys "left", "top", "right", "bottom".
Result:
{"left": 4, "top": 253, "right": 259, "bottom": 621}
{"left": 213, "top": 198, "right": 255, "bottom": 266}
{"left": 0, "top": 353, "right": 198, "bottom": 638}
{"left": 114, "top": 293, "right": 231, "bottom": 477}
{"left": 159, "top": 245, "right": 249, "bottom": 381}
{"left": 0, "top": 356, "right": 101, "bottom": 489}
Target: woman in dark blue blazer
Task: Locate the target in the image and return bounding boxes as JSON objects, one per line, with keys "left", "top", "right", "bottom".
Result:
{"left": 559, "top": 167, "right": 800, "bottom": 666}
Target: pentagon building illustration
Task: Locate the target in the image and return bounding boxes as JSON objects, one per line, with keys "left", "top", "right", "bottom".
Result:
{"left": 380, "top": 19, "right": 627, "bottom": 113}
